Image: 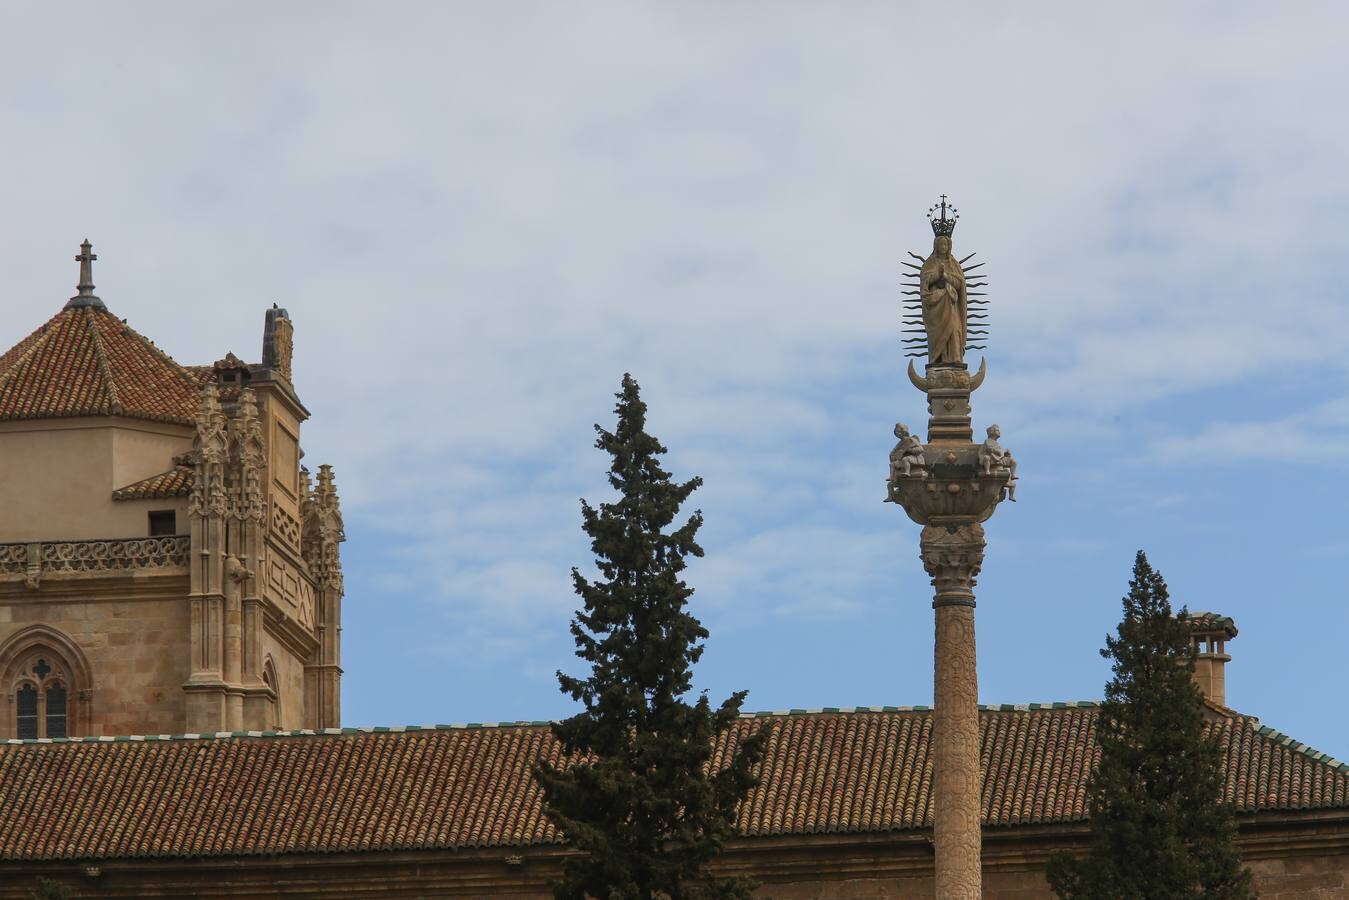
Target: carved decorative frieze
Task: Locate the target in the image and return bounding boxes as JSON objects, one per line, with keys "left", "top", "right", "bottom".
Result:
{"left": 270, "top": 500, "right": 302, "bottom": 553}
{"left": 0, "top": 545, "right": 24, "bottom": 576}
{"left": 266, "top": 551, "right": 315, "bottom": 630}
{"left": 0, "top": 537, "right": 189, "bottom": 582}
{"left": 888, "top": 446, "right": 1010, "bottom": 526}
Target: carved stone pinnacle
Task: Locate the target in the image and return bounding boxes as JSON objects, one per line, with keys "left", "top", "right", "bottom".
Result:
{"left": 66, "top": 239, "right": 105, "bottom": 310}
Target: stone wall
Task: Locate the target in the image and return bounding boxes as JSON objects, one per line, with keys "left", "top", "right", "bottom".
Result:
{"left": 258, "top": 627, "right": 308, "bottom": 730}
{"left": 0, "top": 570, "right": 190, "bottom": 738}
{"left": 0, "top": 825, "right": 1345, "bottom": 898}
{"left": 1249, "top": 852, "right": 1349, "bottom": 896}
{"left": 0, "top": 418, "right": 193, "bottom": 543}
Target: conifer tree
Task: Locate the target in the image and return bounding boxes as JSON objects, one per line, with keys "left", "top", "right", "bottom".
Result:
{"left": 1046, "top": 551, "right": 1255, "bottom": 899}
{"left": 535, "top": 374, "right": 768, "bottom": 900}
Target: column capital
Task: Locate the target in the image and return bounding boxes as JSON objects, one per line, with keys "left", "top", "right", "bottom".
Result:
{"left": 921, "top": 522, "right": 986, "bottom": 607}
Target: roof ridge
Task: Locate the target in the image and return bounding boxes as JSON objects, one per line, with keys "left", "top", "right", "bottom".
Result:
{"left": 117, "top": 317, "right": 208, "bottom": 394}
{"left": 1, "top": 723, "right": 558, "bottom": 745}
{"left": 0, "top": 704, "right": 1110, "bottom": 743}
{"left": 741, "top": 701, "right": 1103, "bottom": 717}
{"left": 1250, "top": 719, "right": 1349, "bottom": 775}
{"left": 81, "top": 306, "right": 124, "bottom": 415}
{"left": 11, "top": 704, "right": 1347, "bottom": 780}
{"left": 0, "top": 305, "right": 201, "bottom": 425}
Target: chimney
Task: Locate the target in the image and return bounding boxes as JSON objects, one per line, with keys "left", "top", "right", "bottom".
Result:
{"left": 1188, "top": 612, "right": 1237, "bottom": 707}
{"left": 262, "top": 305, "right": 294, "bottom": 383}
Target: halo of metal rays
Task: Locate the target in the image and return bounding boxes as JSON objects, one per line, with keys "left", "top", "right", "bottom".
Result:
{"left": 900, "top": 251, "right": 989, "bottom": 358}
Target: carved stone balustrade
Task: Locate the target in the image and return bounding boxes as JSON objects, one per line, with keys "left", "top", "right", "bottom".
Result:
{"left": 0, "top": 536, "right": 190, "bottom": 588}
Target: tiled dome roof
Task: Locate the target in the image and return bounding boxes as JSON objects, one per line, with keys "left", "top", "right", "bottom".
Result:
{"left": 0, "top": 305, "right": 199, "bottom": 425}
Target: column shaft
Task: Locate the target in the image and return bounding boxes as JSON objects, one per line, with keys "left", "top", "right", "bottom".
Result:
{"left": 934, "top": 602, "right": 981, "bottom": 899}
{"left": 921, "top": 522, "right": 985, "bottom": 899}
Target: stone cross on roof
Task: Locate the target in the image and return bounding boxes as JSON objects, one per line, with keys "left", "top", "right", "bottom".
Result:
{"left": 66, "top": 239, "right": 105, "bottom": 310}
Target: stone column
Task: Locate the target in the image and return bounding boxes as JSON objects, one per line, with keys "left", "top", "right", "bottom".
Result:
{"left": 223, "top": 554, "right": 246, "bottom": 731}
{"left": 921, "top": 523, "right": 985, "bottom": 900}
{"left": 892, "top": 199, "right": 1015, "bottom": 897}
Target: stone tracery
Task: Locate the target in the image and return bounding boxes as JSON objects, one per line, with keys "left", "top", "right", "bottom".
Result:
{"left": 0, "top": 625, "right": 93, "bottom": 740}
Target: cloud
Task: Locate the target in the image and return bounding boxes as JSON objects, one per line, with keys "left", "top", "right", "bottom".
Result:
{"left": 3, "top": 4, "right": 1349, "bottom": 739}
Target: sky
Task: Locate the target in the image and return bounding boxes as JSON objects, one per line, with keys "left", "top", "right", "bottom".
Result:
{"left": 2, "top": 3, "right": 1349, "bottom": 756}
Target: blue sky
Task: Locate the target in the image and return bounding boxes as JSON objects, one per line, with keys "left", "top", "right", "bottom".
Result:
{"left": 3, "top": 3, "right": 1348, "bottom": 757}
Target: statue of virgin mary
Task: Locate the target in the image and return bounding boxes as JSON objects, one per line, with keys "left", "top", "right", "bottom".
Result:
{"left": 919, "top": 234, "right": 967, "bottom": 365}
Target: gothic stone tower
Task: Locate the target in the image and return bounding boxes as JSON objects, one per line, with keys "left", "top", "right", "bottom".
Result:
{"left": 0, "top": 243, "right": 344, "bottom": 738}
{"left": 887, "top": 200, "right": 1016, "bottom": 898}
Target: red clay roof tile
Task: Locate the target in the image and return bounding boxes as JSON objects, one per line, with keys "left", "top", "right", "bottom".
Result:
{"left": 0, "top": 706, "right": 1344, "bottom": 862}
{"left": 111, "top": 466, "right": 195, "bottom": 501}
{"left": 0, "top": 306, "right": 199, "bottom": 425}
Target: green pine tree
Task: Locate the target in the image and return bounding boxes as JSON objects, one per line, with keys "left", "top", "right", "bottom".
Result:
{"left": 534, "top": 374, "right": 768, "bottom": 900}
{"left": 1046, "top": 551, "right": 1255, "bottom": 899}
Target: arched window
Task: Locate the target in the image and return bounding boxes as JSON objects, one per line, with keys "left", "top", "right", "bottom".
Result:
{"left": 9, "top": 659, "right": 71, "bottom": 739}
{"left": 46, "top": 680, "right": 68, "bottom": 738}
{"left": 263, "top": 658, "right": 280, "bottom": 730}
{"left": 16, "top": 683, "right": 38, "bottom": 740}
{"left": 1, "top": 626, "right": 92, "bottom": 740}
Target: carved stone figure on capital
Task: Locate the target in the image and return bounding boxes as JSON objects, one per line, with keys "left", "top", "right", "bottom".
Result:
{"left": 978, "top": 424, "right": 1017, "bottom": 501}
{"left": 225, "top": 554, "right": 251, "bottom": 585}
{"left": 921, "top": 198, "right": 967, "bottom": 366}
{"left": 886, "top": 422, "right": 926, "bottom": 501}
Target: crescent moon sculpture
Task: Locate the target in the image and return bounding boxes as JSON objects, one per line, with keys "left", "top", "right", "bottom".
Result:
{"left": 969, "top": 357, "right": 987, "bottom": 392}
{"left": 907, "top": 359, "right": 930, "bottom": 392}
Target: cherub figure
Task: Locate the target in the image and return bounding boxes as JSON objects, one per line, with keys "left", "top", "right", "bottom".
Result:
{"left": 978, "top": 424, "right": 1017, "bottom": 501}
{"left": 887, "top": 422, "right": 927, "bottom": 499}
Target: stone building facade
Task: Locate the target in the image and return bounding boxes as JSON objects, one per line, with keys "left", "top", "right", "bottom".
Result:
{"left": 0, "top": 244, "right": 344, "bottom": 738}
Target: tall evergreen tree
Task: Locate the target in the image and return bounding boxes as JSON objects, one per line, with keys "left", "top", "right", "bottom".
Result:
{"left": 1046, "top": 551, "right": 1255, "bottom": 899}
{"left": 535, "top": 374, "right": 768, "bottom": 900}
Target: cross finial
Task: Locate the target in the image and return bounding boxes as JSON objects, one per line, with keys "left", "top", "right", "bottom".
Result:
{"left": 927, "top": 194, "right": 959, "bottom": 237}
{"left": 66, "top": 239, "right": 106, "bottom": 310}
{"left": 76, "top": 240, "right": 96, "bottom": 293}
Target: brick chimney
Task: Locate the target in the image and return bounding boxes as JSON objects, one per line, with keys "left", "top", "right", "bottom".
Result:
{"left": 1188, "top": 612, "right": 1237, "bottom": 707}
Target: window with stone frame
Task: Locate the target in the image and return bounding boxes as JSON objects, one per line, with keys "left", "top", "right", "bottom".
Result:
{"left": 11, "top": 657, "right": 69, "bottom": 739}
{"left": 148, "top": 509, "right": 177, "bottom": 536}
{"left": 15, "top": 683, "right": 37, "bottom": 740}
{"left": 263, "top": 658, "right": 281, "bottom": 730}
{"left": 0, "top": 627, "right": 93, "bottom": 740}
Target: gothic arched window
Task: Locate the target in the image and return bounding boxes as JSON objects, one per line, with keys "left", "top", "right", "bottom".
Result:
{"left": 16, "top": 683, "right": 38, "bottom": 740}
{"left": 46, "top": 680, "right": 68, "bottom": 738}
{"left": 10, "top": 659, "right": 70, "bottom": 739}
{"left": 0, "top": 626, "right": 92, "bottom": 740}
{"left": 263, "top": 658, "right": 281, "bottom": 730}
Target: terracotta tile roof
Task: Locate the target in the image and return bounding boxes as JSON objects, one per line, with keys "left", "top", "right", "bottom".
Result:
{"left": 0, "top": 306, "right": 199, "bottom": 425}
{"left": 1189, "top": 610, "right": 1239, "bottom": 638}
{"left": 0, "top": 705, "right": 1345, "bottom": 862}
{"left": 112, "top": 466, "right": 195, "bottom": 501}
